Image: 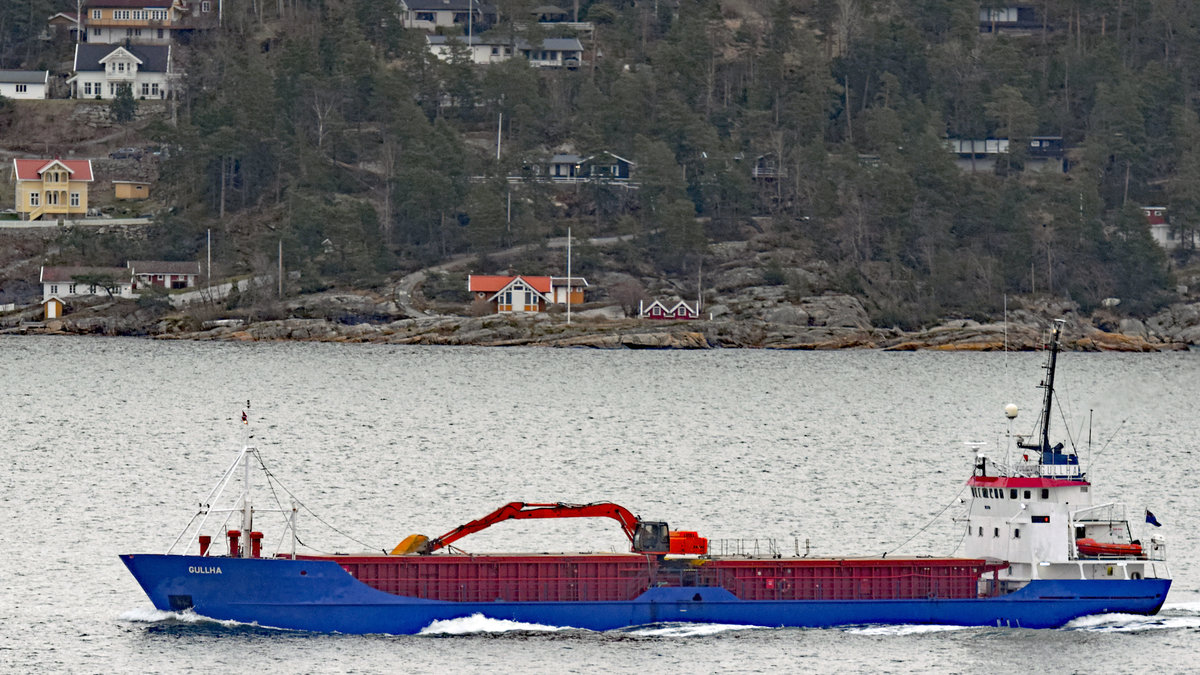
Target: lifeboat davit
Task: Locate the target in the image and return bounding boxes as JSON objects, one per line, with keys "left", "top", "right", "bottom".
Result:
{"left": 1076, "top": 538, "right": 1144, "bottom": 558}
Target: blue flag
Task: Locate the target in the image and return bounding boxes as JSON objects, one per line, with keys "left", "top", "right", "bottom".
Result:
{"left": 1146, "top": 509, "right": 1162, "bottom": 527}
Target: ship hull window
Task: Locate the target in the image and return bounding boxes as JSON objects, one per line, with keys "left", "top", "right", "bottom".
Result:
{"left": 1014, "top": 528, "right": 1020, "bottom": 539}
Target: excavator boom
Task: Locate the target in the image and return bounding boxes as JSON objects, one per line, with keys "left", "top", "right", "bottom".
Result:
{"left": 415, "top": 502, "right": 670, "bottom": 554}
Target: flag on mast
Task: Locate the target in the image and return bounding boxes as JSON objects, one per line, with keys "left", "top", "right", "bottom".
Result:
{"left": 1145, "top": 509, "right": 1162, "bottom": 527}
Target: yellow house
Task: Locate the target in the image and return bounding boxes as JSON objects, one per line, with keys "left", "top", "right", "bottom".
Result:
{"left": 114, "top": 180, "right": 151, "bottom": 200}
{"left": 12, "top": 159, "right": 94, "bottom": 221}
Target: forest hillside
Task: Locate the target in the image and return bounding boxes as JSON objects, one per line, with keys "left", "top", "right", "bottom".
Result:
{"left": 3, "top": 0, "right": 1200, "bottom": 329}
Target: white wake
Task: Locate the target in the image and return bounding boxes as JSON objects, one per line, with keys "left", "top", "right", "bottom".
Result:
{"left": 419, "top": 614, "right": 574, "bottom": 635}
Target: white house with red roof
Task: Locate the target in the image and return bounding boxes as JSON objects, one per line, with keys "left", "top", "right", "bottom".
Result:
{"left": 40, "top": 265, "right": 136, "bottom": 302}
{"left": 12, "top": 159, "right": 94, "bottom": 221}
{"left": 1141, "top": 206, "right": 1193, "bottom": 251}
{"left": 467, "top": 274, "right": 588, "bottom": 313}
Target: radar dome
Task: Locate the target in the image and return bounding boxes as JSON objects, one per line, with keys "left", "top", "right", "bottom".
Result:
{"left": 1004, "top": 403, "right": 1019, "bottom": 419}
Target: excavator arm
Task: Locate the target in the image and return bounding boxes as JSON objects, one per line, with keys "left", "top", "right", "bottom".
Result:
{"left": 404, "top": 501, "right": 677, "bottom": 555}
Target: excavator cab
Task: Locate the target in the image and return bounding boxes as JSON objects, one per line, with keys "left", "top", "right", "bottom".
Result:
{"left": 632, "top": 521, "right": 670, "bottom": 554}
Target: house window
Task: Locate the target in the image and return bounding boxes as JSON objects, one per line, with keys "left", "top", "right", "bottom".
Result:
{"left": 132, "top": 10, "right": 145, "bottom": 20}
{"left": 92, "top": 9, "right": 101, "bottom": 19}
{"left": 126, "top": 28, "right": 134, "bottom": 37}
{"left": 83, "top": 82, "right": 93, "bottom": 96}
{"left": 133, "top": 28, "right": 142, "bottom": 36}
{"left": 47, "top": 192, "right": 59, "bottom": 205}
{"left": 70, "top": 192, "right": 80, "bottom": 207}
{"left": 50, "top": 285, "right": 57, "bottom": 294}
{"left": 993, "top": 528, "right": 999, "bottom": 538}
{"left": 491, "top": 47, "right": 499, "bottom": 55}
{"left": 92, "top": 28, "right": 101, "bottom": 37}
{"left": 157, "top": 29, "right": 164, "bottom": 38}
{"left": 29, "top": 192, "right": 39, "bottom": 207}
{"left": 151, "top": 83, "right": 160, "bottom": 96}
{"left": 109, "top": 83, "right": 117, "bottom": 96}
{"left": 201, "top": 1, "right": 211, "bottom": 12}
{"left": 1014, "top": 528, "right": 1020, "bottom": 539}
{"left": 115, "top": 10, "right": 131, "bottom": 19}
{"left": 977, "top": 527, "right": 983, "bottom": 537}
{"left": 16, "top": 84, "right": 26, "bottom": 93}
{"left": 416, "top": 12, "right": 434, "bottom": 21}
{"left": 141, "top": 83, "right": 150, "bottom": 96}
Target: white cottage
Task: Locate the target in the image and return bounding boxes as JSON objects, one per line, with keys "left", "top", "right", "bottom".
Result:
{"left": 426, "top": 35, "right": 582, "bottom": 69}
{"left": 0, "top": 70, "right": 49, "bottom": 99}
{"left": 40, "top": 265, "right": 136, "bottom": 301}
{"left": 69, "top": 42, "right": 172, "bottom": 100}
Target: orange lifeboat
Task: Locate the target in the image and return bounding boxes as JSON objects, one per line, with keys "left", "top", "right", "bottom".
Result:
{"left": 1076, "top": 538, "right": 1144, "bottom": 558}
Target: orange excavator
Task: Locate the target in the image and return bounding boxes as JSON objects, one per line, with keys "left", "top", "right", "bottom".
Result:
{"left": 391, "top": 501, "right": 707, "bottom": 556}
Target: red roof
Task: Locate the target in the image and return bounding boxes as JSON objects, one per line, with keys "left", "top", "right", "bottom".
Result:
{"left": 468, "top": 275, "right": 552, "bottom": 294}
{"left": 1142, "top": 207, "right": 1167, "bottom": 225}
{"left": 13, "top": 159, "right": 94, "bottom": 182}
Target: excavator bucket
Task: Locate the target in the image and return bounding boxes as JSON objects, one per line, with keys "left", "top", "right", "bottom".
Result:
{"left": 391, "top": 534, "right": 429, "bottom": 555}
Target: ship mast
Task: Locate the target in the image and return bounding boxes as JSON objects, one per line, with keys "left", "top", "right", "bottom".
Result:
{"left": 1019, "top": 319, "right": 1065, "bottom": 456}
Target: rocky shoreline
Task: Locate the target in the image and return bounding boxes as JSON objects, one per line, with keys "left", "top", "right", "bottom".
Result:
{"left": 5, "top": 306, "right": 1192, "bottom": 352}
{"left": 6, "top": 286, "right": 1200, "bottom": 351}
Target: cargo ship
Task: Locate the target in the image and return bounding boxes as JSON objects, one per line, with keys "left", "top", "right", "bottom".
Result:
{"left": 122, "top": 321, "right": 1170, "bottom": 633}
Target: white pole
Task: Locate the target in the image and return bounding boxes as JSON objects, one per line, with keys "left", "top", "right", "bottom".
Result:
{"left": 240, "top": 449, "right": 251, "bottom": 558}
{"left": 207, "top": 228, "right": 212, "bottom": 285}
{"left": 496, "top": 112, "right": 502, "bottom": 160}
{"left": 566, "top": 227, "right": 572, "bottom": 325}
{"left": 278, "top": 239, "right": 283, "bottom": 298}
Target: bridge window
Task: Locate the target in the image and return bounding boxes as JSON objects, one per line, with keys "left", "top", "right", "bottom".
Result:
{"left": 978, "top": 527, "right": 983, "bottom": 537}
{"left": 1013, "top": 528, "right": 1020, "bottom": 539}
{"left": 1041, "top": 489, "right": 1050, "bottom": 500}
{"left": 993, "top": 528, "right": 1000, "bottom": 538}
{"left": 1024, "top": 490, "right": 1031, "bottom": 500}
{"left": 1010, "top": 489, "right": 1018, "bottom": 499}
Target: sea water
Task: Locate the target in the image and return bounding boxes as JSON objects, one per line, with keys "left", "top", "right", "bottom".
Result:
{"left": 1, "top": 336, "right": 1196, "bottom": 673}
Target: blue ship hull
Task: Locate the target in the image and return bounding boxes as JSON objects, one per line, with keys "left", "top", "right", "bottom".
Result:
{"left": 121, "top": 554, "right": 1171, "bottom": 633}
